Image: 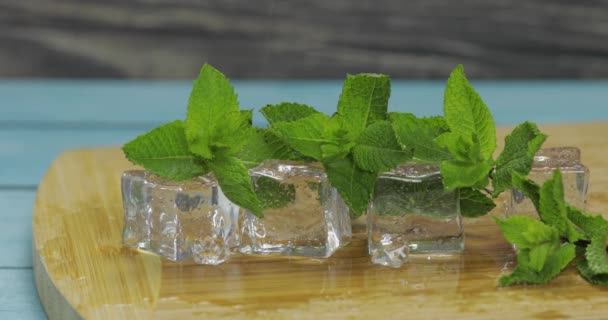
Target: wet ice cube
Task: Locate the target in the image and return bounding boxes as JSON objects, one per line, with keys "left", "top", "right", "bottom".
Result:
{"left": 368, "top": 163, "right": 463, "bottom": 267}
{"left": 121, "top": 170, "right": 240, "bottom": 265}
{"left": 506, "top": 147, "right": 589, "bottom": 219}
{"left": 239, "top": 160, "right": 352, "bottom": 258}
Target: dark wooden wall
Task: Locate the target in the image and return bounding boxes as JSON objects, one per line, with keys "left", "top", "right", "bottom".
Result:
{"left": 2, "top": 0, "right": 608, "bottom": 79}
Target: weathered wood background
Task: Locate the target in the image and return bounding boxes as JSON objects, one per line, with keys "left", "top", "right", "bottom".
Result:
{"left": 2, "top": 0, "right": 608, "bottom": 79}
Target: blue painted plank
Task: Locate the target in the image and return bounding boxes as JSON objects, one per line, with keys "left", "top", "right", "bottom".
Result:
{"left": 0, "top": 191, "right": 36, "bottom": 268}
{"left": 1, "top": 80, "right": 607, "bottom": 126}
{"left": 0, "top": 269, "right": 46, "bottom": 319}
{"left": 0, "top": 128, "right": 145, "bottom": 186}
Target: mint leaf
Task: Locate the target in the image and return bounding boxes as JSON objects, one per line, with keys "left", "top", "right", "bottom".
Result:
{"left": 494, "top": 215, "right": 560, "bottom": 251}
{"left": 493, "top": 122, "right": 547, "bottom": 195}
{"left": 185, "top": 64, "right": 244, "bottom": 159}
{"left": 442, "top": 64, "right": 496, "bottom": 160}
{"left": 499, "top": 243, "right": 575, "bottom": 286}
{"left": 352, "top": 121, "right": 412, "bottom": 172}
{"left": 336, "top": 73, "right": 391, "bottom": 138}
{"left": 539, "top": 170, "right": 582, "bottom": 242}
{"left": 390, "top": 113, "right": 452, "bottom": 162}
{"left": 123, "top": 120, "right": 206, "bottom": 181}
{"left": 270, "top": 113, "right": 331, "bottom": 161}
{"left": 235, "top": 128, "right": 300, "bottom": 169}
{"left": 511, "top": 173, "right": 541, "bottom": 212}
{"left": 321, "top": 114, "right": 358, "bottom": 161}
{"left": 577, "top": 259, "right": 608, "bottom": 285}
{"left": 254, "top": 176, "right": 296, "bottom": 209}
{"left": 586, "top": 232, "right": 608, "bottom": 274}
{"left": 440, "top": 159, "right": 493, "bottom": 191}
{"left": 209, "top": 110, "right": 253, "bottom": 153}
{"left": 240, "top": 109, "right": 253, "bottom": 124}
{"left": 459, "top": 188, "right": 496, "bottom": 217}
{"left": 325, "top": 156, "right": 377, "bottom": 218}
{"left": 261, "top": 102, "right": 319, "bottom": 125}
{"left": 208, "top": 154, "right": 263, "bottom": 217}
{"left": 567, "top": 206, "right": 608, "bottom": 239}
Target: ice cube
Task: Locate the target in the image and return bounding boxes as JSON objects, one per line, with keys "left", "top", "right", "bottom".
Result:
{"left": 368, "top": 163, "right": 463, "bottom": 267}
{"left": 240, "top": 160, "right": 352, "bottom": 258}
{"left": 121, "top": 170, "right": 240, "bottom": 265}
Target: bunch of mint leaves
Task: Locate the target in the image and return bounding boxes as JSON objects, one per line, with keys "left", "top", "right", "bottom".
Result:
{"left": 123, "top": 63, "right": 549, "bottom": 219}
{"left": 123, "top": 64, "right": 297, "bottom": 218}
{"left": 496, "top": 170, "right": 608, "bottom": 286}
{"left": 260, "top": 66, "right": 548, "bottom": 218}
{"left": 387, "top": 65, "right": 549, "bottom": 218}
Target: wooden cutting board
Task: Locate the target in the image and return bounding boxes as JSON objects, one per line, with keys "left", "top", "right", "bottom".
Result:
{"left": 33, "top": 122, "right": 608, "bottom": 320}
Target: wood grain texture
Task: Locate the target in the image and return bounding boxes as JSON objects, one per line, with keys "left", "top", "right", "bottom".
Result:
{"left": 2, "top": 0, "right": 608, "bottom": 79}
{"left": 33, "top": 122, "right": 608, "bottom": 319}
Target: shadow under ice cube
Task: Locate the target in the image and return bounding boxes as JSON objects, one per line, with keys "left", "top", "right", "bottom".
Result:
{"left": 121, "top": 170, "right": 240, "bottom": 265}
{"left": 240, "top": 160, "right": 352, "bottom": 258}
{"left": 368, "top": 163, "right": 463, "bottom": 267}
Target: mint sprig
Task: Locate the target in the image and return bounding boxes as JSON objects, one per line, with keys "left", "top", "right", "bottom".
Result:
{"left": 498, "top": 170, "right": 608, "bottom": 286}
{"left": 185, "top": 64, "right": 247, "bottom": 159}
{"left": 437, "top": 65, "right": 497, "bottom": 191}
{"left": 262, "top": 74, "right": 393, "bottom": 217}
{"left": 124, "top": 64, "right": 264, "bottom": 217}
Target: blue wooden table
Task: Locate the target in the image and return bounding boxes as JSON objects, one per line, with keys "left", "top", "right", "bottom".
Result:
{"left": 2, "top": 80, "right": 607, "bottom": 319}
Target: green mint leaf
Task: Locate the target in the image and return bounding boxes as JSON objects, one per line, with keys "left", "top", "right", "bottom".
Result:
{"left": 577, "top": 259, "right": 608, "bottom": 286}
{"left": 240, "top": 109, "right": 253, "bottom": 124}
{"left": 566, "top": 205, "right": 608, "bottom": 239}
{"left": 321, "top": 143, "right": 355, "bottom": 162}
{"left": 440, "top": 159, "right": 493, "bottom": 191}
{"left": 437, "top": 131, "right": 486, "bottom": 164}
{"left": 492, "top": 122, "right": 547, "bottom": 196}
{"left": 586, "top": 232, "right": 608, "bottom": 274}
{"left": 442, "top": 64, "right": 497, "bottom": 160}
{"left": 235, "top": 128, "right": 301, "bottom": 169}
{"left": 261, "top": 102, "right": 319, "bottom": 125}
{"left": 208, "top": 154, "right": 263, "bottom": 217}
{"left": 205, "top": 109, "right": 253, "bottom": 155}
{"left": 185, "top": 64, "right": 242, "bottom": 159}
{"left": 321, "top": 114, "right": 359, "bottom": 161}
{"left": 337, "top": 73, "right": 391, "bottom": 138}
{"left": 390, "top": 113, "right": 452, "bottom": 162}
{"left": 459, "top": 188, "right": 496, "bottom": 217}
{"left": 494, "top": 215, "right": 559, "bottom": 251}
{"left": 254, "top": 176, "right": 296, "bottom": 209}
{"left": 499, "top": 243, "right": 575, "bottom": 286}
{"left": 325, "top": 156, "right": 377, "bottom": 218}
{"left": 352, "top": 120, "right": 412, "bottom": 172}
{"left": 123, "top": 120, "right": 206, "bottom": 181}
{"left": 270, "top": 113, "right": 331, "bottom": 161}
{"left": 511, "top": 173, "right": 541, "bottom": 212}
{"left": 539, "top": 170, "right": 582, "bottom": 242}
